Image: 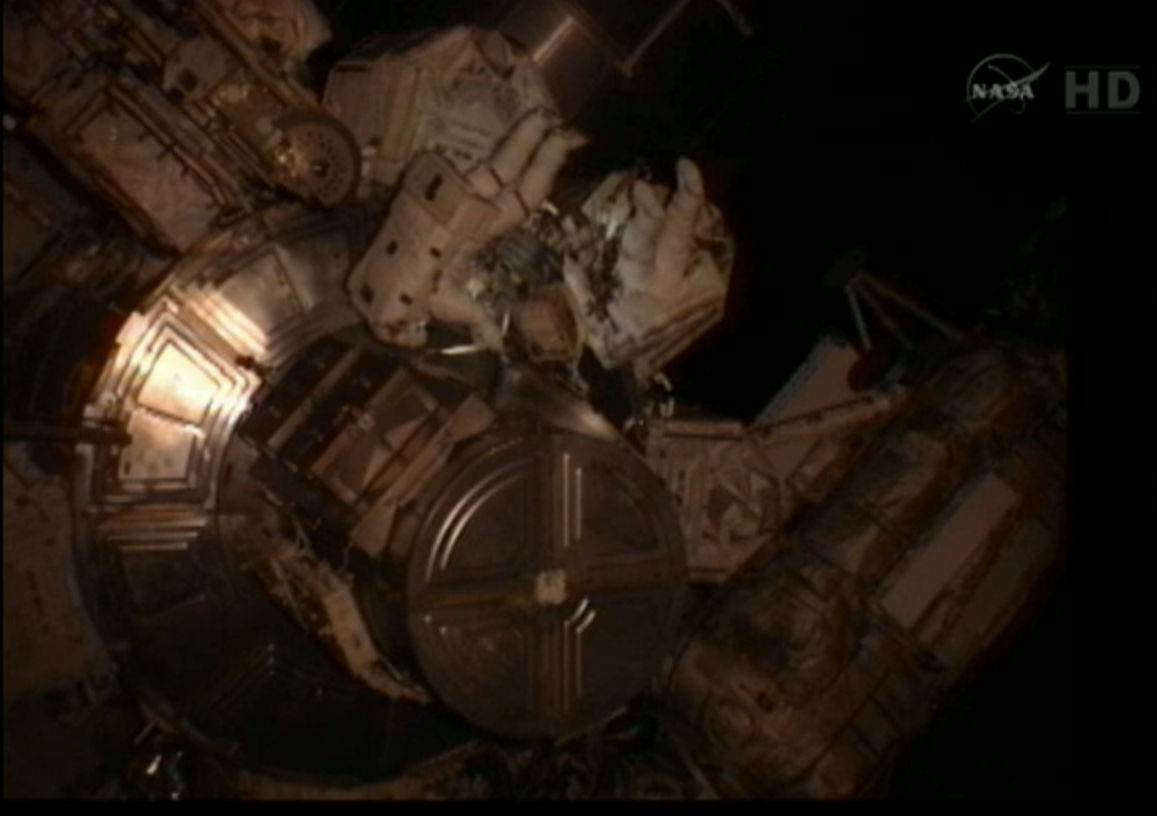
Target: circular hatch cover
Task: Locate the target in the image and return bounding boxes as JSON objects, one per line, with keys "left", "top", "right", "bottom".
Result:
{"left": 405, "top": 432, "right": 687, "bottom": 740}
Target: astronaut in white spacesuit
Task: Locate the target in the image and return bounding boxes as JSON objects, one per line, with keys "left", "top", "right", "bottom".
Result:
{"left": 248, "top": 1, "right": 741, "bottom": 376}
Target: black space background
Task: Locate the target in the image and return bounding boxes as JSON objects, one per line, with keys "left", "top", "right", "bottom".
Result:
{"left": 308, "top": 0, "right": 1139, "bottom": 801}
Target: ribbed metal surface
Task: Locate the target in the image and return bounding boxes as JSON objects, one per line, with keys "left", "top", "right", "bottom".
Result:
{"left": 406, "top": 431, "right": 686, "bottom": 739}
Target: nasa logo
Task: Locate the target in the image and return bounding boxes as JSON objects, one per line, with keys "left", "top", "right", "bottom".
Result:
{"left": 965, "top": 54, "right": 1050, "bottom": 122}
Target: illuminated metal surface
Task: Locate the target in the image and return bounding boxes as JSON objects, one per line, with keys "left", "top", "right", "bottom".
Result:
{"left": 67, "top": 212, "right": 479, "bottom": 780}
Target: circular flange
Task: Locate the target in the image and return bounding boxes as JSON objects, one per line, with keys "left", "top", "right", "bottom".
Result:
{"left": 405, "top": 431, "right": 686, "bottom": 740}
{"left": 271, "top": 112, "right": 361, "bottom": 206}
